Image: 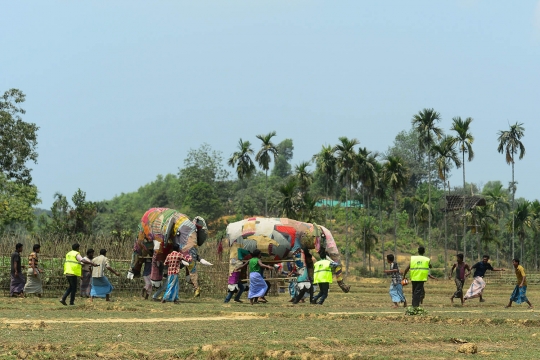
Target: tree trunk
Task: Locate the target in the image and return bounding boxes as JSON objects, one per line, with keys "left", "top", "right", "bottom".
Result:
{"left": 393, "top": 192, "right": 398, "bottom": 256}
{"left": 428, "top": 152, "right": 432, "bottom": 256}
{"left": 511, "top": 156, "right": 515, "bottom": 260}
{"left": 462, "top": 149, "right": 467, "bottom": 259}
{"left": 345, "top": 177, "right": 351, "bottom": 276}
{"left": 264, "top": 170, "right": 268, "bottom": 217}
{"left": 380, "top": 202, "right": 385, "bottom": 271}
{"left": 443, "top": 177, "right": 448, "bottom": 275}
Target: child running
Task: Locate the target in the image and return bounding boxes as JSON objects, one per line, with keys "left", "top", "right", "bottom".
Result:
{"left": 384, "top": 254, "right": 407, "bottom": 308}
{"left": 449, "top": 254, "right": 471, "bottom": 305}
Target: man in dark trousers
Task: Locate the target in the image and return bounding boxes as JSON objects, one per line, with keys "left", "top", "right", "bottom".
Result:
{"left": 402, "top": 246, "right": 432, "bottom": 308}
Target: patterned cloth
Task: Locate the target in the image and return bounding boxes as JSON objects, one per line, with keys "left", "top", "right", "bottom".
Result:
{"left": 464, "top": 276, "right": 485, "bottom": 300}
{"left": 389, "top": 262, "right": 402, "bottom": 285}
{"left": 28, "top": 252, "right": 39, "bottom": 267}
{"left": 24, "top": 268, "right": 43, "bottom": 294}
{"left": 90, "top": 276, "right": 113, "bottom": 297}
{"left": 162, "top": 274, "right": 179, "bottom": 302}
{"left": 510, "top": 285, "right": 529, "bottom": 304}
{"left": 389, "top": 283, "right": 406, "bottom": 303}
{"left": 164, "top": 251, "right": 184, "bottom": 275}
{"left": 80, "top": 270, "right": 92, "bottom": 297}
{"left": 452, "top": 278, "right": 465, "bottom": 298}
{"left": 248, "top": 272, "right": 268, "bottom": 299}
{"left": 10, "top": 273, "right": 25, "bottom": 296}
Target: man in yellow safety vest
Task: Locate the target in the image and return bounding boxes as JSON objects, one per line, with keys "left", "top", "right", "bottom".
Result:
{"left": 60, "top": 243, "right": 97, "bottom": 306}
{"left": 311, "top": 257, "right": 338, "bottom": 305}
{"left": 402, "top": 246, "right": 432, "bottom": 308}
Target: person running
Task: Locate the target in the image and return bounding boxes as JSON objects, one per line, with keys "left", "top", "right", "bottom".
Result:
{"left": 24, "top": 244, "right": 44, "bottom": 298}
{"left": 464, "top": 255, "right": 505, "bottom": 302}
{"left": 449, "top": 254, "right": 471, "bottom": 305}
{"left": 402, "top": 246, "right": 432, "bottom": 308}
{"left": 60, "top": 243, "right": 98, "bottom": 306}
{"left": 384, "top": 254, "right": 407, "bottom": 308}
{"left": 80, "top": 249, "right": 95, "bottom": 298}
{"left": 247, "top": 249, "right": 274, "bottom": 305}
{"left": 292, "top": 249, "right": 314, "bottom": 305}
{"left": 224, "top": 260, "right": 248, "bottom": 303}
{"left": 141, "top": 250, "right": 153, "bottom": 300}
{"left": 311, "top": 257, "right": 338, "bottom": 305}
{"left": 162, "top": 244, "right": 191, "bottom": 304}
{"left": 90, "top": 249, "right": 121, "bottom": 302}
{"left": 505, "top": 258, "right": 533, "bottom": 309}
{"left": 10, "top": 243, "right": 25, "bottom": 298}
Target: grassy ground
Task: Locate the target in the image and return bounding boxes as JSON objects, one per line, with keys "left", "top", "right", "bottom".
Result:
{"left": 0, "top": 278, "right": 539, "bottom": 359}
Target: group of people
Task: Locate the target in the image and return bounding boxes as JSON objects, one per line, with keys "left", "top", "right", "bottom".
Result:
{"left": 383, "top": 246, "right": 533, "bottom": 310}
{"left": 224, "top": 248, "right": 340, "bottom": 306}
{"left": 9, "top": 243, "right": 535, "bottom": 309}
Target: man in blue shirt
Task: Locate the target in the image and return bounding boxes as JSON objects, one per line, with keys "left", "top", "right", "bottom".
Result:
{"left": 464, "top": 255, "right": 505, "bottom": 302}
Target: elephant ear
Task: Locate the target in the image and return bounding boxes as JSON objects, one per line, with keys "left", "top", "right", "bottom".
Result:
{"left": 194, "top": 216, "right": 208, "bottom": 246}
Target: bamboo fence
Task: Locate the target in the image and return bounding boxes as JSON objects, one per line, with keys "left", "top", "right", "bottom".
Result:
{"left": 0, "top": 234, "right": 231, "bottom": 298}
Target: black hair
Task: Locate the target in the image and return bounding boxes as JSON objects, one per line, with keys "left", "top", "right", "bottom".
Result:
{"left": 33, "top": 244, "right": 41, "bottom": 251}
{"left": 457, "top": 254, "right": 464, "bottom": 261}
{"left": 387, "top": 254, "right": 394, "bottom": 262}
{"left": 252, "top": 249, "right": 261, "bottom": 258}
{"left": 72, "top": 243, "right": 80, "bottom": 251}
{"left": 172, "top": 243, "right": 180, "bottom": 252}
{"left": 87, "top": 248, "right": 95, "bottom": 256}
{"left": 16, "top": 243, "right": 23, "bottom": 250}
{"left": 99, "top": 249, "right": 107, "bottom": 255}
{"left": 513, "top": 258, "right": 520, "bottom": 264}
{"left": 483, "top": 255, "right": 490, "bottom": 260}
{"left": 418, "top": 246, "right": 425, "bottom": 255}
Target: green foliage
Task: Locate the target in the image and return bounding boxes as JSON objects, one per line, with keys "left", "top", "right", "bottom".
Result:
{"left": 38, "top": 189, "right": 96, "bottom": 235}
{"left": 0, "top": 173, "right": 40, "bottom": 232}
{"left": 405, "top": 306, "right": 428, "bottom": 316}
{"left": 0, "top": 89, "right": 39, "bottom": 185}
{"left": 271, "top": 139, "right": 294, "bottom": 178}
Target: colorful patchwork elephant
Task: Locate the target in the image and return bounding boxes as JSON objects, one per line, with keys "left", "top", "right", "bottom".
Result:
{"left": 225, "top": 217, "right": 350, "bottom": 293}
{"left": 129, "top": 208, "right": 211, "bottom": 297}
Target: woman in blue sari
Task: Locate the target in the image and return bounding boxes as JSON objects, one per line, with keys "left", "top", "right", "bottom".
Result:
{"left": 247, "top": 250, "right": 274, "bottom": 305}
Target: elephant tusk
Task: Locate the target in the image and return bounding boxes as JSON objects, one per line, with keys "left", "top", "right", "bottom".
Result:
{"left": 199, "top": 259, "right": 213, "bottom": 266}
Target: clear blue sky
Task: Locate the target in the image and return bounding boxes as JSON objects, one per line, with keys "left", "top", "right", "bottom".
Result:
{"left": 2, "top": 1, "right": 539, "bottom": 208}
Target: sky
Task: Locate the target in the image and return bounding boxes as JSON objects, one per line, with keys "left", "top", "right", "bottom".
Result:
{"left": 1, "top": 1, "right": 540, "bottom": 209}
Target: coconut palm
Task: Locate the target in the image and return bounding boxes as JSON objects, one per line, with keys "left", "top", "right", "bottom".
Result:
{"left": 356, "top": 216, "right": 378, "bottom": 274}
{"left": 255, "top": 131, "right": 279, "bottom": 217}
{"left": 529, "top": 200, "right": 540, "bottom": 270}
{"left": 411, "top": 108, "right": 443, "bottom": 254}
{"left": 414, "top": 194, "right": 432, "bottom": 244}
{"left": 374, "top": 160, "right": 389, "bottom": 270}
{"left": 483, "top": 183, "right": 510, "bottom": 264}
{"left": 294, "top": 161, "right": 313, "bottom": 220}
{"left": 333, "top": 137, "right": 360, "bottom": 275}
{"left": 312, "top": 145, "right": 337, "bottom": 225}
{"left": 277, "top": 178, "right": 298, "bottom": 219}
{"left": 383, "top": 155, "right": 409, "bottom": 255}
{"left": 451, "top": 117, "right": 474, "bottom": 258}
{"left": 469, "top": 206, "right": 497, "bottom": 260}
{"left": 228, "top": 139, "right": 256, "bottom": 218}
{"left": 497, "top": 122, "right": 526, "bottom": 259}
{"left": 511, "top": 201, "right": 533, "bottom": 265}
{"left": 431, "top": 135, "right": 461, "bottom": 273}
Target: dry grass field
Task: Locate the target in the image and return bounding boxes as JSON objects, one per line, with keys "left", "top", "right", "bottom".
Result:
{"left": 0, "top": 277, "right": 539, "bottom": 359}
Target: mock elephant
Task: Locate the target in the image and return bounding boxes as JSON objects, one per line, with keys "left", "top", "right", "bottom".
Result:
{"left": 225, "top": 217, "right": 350, "bottom": 293}
{"left": 129, "top": 207, "right": 211, "bottom": 297}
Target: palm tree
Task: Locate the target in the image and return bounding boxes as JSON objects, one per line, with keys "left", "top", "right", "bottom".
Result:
{"left": 356, "top": 216, "right": 378, "bottom": 274}
{"left": 312, "top": 145, "right": 337, "bottom": 225}
{"left": 431, "top": 135, "right": 461, "bottom": 273}
{"left": 451, "top": 117, "right": 474, "bottom": 258}
{"left": 354, "top": 147, "right": 378, "bottom": 266}
{"left": 483, "top": 183, "right": 510, "bottom": 265}
{"left": 530, "top": 200, "right": 540, "bottom": 270}
{"left": 414, "top": 194, "right": 432, "bottom": 245}
{"left": 277, "top": 178, "right": 298, "bottom": 219}
{"left": 411, "top": 108, "right": 443, "bottom": 255}
{"left": 255, "top": 131, "right": 279, "bottom": 217}
{"left": 497, "top": 122, "right": 526, "bottom": 259}
{"left": 333, "top": 137, "right": 360, "bottom": 275}
{"left": 383, "top": 155, "right": 409, "bottom": 255}
{"left": 294, "top": 161, "right": 313, "bottom": 220}
{"left": 469, "top": 206, "right": 496, "bottom": 260}
{"left": 228, "top": 139, "right": 256, "bottom": 218}
{"left": 374, "top": 160, "right": 389, "bottom": 270}
{"left": 511, "top": 201, "right": 533, "bottom": 265}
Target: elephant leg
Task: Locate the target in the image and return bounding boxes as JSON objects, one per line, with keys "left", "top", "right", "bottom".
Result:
{"left": 130, "top": 252, "right": 142, "bottom": 277}
{"left": 333, "top": 265, "right": 351, "bottom": 293}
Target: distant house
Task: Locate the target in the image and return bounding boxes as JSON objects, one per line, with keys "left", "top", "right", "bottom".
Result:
{"left": 315, "top": 199, "right": 363, "bottom": 208}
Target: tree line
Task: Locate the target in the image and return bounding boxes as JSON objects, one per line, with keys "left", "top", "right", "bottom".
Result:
{"left": 2, "top": 88, "right": 537, "bottom": 273}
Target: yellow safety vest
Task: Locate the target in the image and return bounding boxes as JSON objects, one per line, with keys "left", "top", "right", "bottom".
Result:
{"left": 409, "top": 255, "right": 430, "bottom": 281}
{"left": 313, "top": 260, "right": 333, "bottom": 284}
{"left": 64, "top": 250, "right": 82, "bottom": 277}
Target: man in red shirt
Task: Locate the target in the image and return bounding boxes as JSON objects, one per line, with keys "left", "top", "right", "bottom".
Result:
{"left": 162, "top": 243, "right": 191, "bottom": 304}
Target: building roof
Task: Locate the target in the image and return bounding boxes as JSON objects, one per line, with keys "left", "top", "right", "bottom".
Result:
{"left": 443, "top": 195, "right": 486, "bottom": 212}
{"left": 315, "top": 199, "right": 363, "bottom": 208}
